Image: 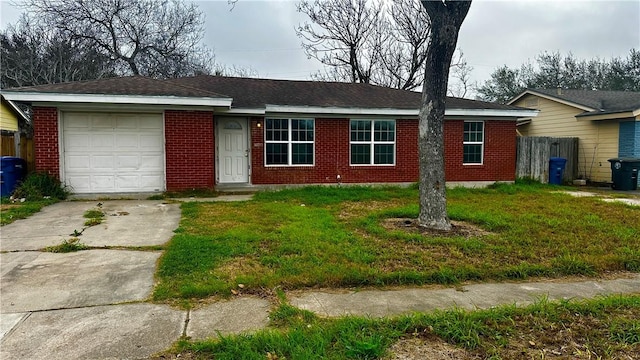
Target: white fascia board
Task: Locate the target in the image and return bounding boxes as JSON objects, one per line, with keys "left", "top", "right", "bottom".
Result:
{"left": 5, "top": 99, "right": 29, "bottom": 121}
{"left": 219, "top": 108, "right": 267, "bottom": 115}
{"left": 264, "top": 105, "right": 539, "bottom": 118}
{"left": 1, "top": 91, "right": 233, "bottom": 108}
{"left": 264, "top": 105, "right": 418, "bottom": 116}
{"left": 509, "top": 90, "right": 595, "bottom": 112}
{"left": 445, "top": 108, "right": 539, "bottom": 118}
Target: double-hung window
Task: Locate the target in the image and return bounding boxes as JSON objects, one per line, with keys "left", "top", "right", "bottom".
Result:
{"left": 463, "top": 121, "right": 484, "bottom": 164}
{"left": 350, "top": 120, "right": 395, "bottom": 165}
{"left": 265, "top": 118, "right": 314, "bottom": 166}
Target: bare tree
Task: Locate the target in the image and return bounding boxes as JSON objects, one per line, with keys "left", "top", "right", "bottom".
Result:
{"left": 297, "top": 0, "right": 384, "bottom": 85}
{"left": 298, "top": 0, "right": 431, "bottom": 90}
{"left": 447, "top": 49, "right": 473, "bottom": 98}
{"left": 418, "top": 0, "right": 471, "bottom": 230}
{"left": 21, "top": 0, "right": 215, "bottom": 79}
{"left": 1, "top": 15, "right": 116, "bottom": 88}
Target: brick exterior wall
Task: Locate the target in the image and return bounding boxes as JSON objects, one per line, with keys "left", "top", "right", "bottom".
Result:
{"left": 32, "top": 107, "right": 60, "bottom": 179}
{"left": 32, "top": 107, "right": 516, "bottom": 192}
{"left": 164, "top": 110, "right": 214, "bottom": 191}
{"left": 250, "top": 118, "right": 516, "bottom": 185}
{"left": 445, "top": 120, "right": 517, "bottom": 182}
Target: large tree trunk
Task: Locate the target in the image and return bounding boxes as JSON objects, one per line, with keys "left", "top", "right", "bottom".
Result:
{"left": 418, "top": 1, "right": 471, "bottom": 230}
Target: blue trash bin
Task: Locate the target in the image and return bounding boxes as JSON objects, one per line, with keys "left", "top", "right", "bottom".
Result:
{"left": 0, "top": 157, "right": 27, "bottom": 197}
{"left": 548, "top": 157, "right": 567, "bottom": 185}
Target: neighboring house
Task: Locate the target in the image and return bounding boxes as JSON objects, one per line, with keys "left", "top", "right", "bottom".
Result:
{"left": 1, "top": 94, "right": 29, "bottom": 156}
{"left": 1, "top": 76, "right": 536, "bottom": 194}
{"left": 510, "top": 88, "right": 640, "bottom": 184}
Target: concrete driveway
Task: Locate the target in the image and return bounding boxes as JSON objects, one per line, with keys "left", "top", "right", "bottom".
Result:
{"left": 0, "top": 200, "right": 182, "bottom": 358}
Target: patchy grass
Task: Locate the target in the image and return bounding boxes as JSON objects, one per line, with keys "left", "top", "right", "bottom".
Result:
{"left": 153, "top": 295, "right": 640, "bottom": 360}
{"left": 0, "top": 199, "right": 57, "bottom": 225}
{"left": 154, "top": 183, "right": 640, "bottom": 300}
{"left": 83, "top": 208, "right": 105, "bottom": 226}
{"left": 43, "top": 237, "right": 89, "bottom": 253}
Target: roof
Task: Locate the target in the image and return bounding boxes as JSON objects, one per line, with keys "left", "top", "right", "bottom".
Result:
{"left": 509, "top": 88, "right": 640, "bottom": 119}
{"left": 1, "top": 75, "right": 535, "bottom": 117}
{"left": 166, "top": 75, "right": 523, "bottom": 111}
{"left": 4, "top": 76, "right": 227, "bottom": 98}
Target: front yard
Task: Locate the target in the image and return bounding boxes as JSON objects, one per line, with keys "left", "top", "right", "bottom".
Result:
{"left": 154, "top": 183, "right": 640, "bottom": 301}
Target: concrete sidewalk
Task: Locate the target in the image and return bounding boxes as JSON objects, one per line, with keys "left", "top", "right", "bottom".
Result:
{"left": 2, "top": 275, "right": 639, "bottom": 359}
{"left": 289, "top": 274, "right": 640, "bottom": 318}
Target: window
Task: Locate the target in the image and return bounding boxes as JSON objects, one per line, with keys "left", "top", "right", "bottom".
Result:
{"left": 350, "top": 120, "right": 395, "bottom": 165}
{"left": 265, "top": 118, "right": 314, "bottom": 166}
{"left": 463, "top": 121, "right": 484, "bottom": 164}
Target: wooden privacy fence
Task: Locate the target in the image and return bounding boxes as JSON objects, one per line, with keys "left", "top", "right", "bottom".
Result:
{"left": 516, "top": 136, "right": 579, "bottom": 183}
{"left": 1, "top": 134, "right": 35, "bottom": 173}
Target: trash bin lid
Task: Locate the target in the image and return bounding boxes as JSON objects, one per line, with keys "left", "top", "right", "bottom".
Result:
{"left": 608, "top": 158, "right": 640, "bottom": 163}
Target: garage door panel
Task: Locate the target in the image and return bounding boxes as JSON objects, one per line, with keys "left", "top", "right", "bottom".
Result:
{"left": 63, "top": 113, "right": 165, "bottom": 193}
{"left": 66, "top": 176, "right": 91, "bottom": 192}
{"left": 91, "top": 134, "right": 115, "bottom": 149}
{"left": 66, "top": 155, "right": 91, "bottom": 170}
{"left": 116, "top": 175, "right": 140, "bottom": 190}
{"left": 92, "top": 176, "right": 116, "bottom": 191}
{"left": 93, "top": 155, "right": 115, "bottom": 169}
{"left": 139, "top": 155, "right": 163, "bottom": 170}
{"left": 65, "top": 134, "right": 90, "bottom": 150}
{"left": 92, "top": 116, "right": 115, "bottom": 128}
{"left": 140, "top": 135, "right": 163, "bottom": 148}
{"left": 117, "top": 155, "right": 139, "bottom": 170}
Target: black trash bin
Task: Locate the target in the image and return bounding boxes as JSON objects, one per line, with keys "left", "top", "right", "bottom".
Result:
{"left": 0, "top": 157, "right": 27, "bottom": 197}
{"left": 548, "top": 157, "right": 567, "bottom": 185}
{"left": 608, "top": 158, "right": 640, "bottom": 191}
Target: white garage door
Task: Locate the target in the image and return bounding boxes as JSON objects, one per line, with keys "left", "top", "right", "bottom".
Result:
{"left": 62, "top": 112, "right": 165, "bottom": 193}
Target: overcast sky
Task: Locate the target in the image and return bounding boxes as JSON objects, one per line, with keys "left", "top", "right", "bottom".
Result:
{"left": 1, "top": 0, "right": 638, "bottom": 93}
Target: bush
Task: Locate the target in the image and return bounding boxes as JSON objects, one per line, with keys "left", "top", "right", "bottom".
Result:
{"left": 12, "top": 172, "right": 70, "bottom": 200}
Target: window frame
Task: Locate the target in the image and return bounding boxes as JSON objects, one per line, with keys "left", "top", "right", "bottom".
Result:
{"left": 264, "top": 118, "right": 315, "bottom": 167}
{"left": 349, "top": 119, "right": 396, "bottom": 166}
{"left": 463, "top": 121, "right": 484, "bottom": 165}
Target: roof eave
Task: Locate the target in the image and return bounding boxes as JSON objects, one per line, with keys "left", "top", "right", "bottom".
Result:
{"left": 264, "top": 105, "right": 539, "bottom": 118}
{"left": 508, "top": 89, "right": 595, "bottom": 112}
{"left": 575, "top": 108, "right": 640, "bottom": 121}
{"left": 1, "top": 91, "right": 233, "bottom": 108}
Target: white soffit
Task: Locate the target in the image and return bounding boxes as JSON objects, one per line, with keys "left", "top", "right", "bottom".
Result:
{"left": 264, "top": 104, "right": 539, "bottom": 118}
{"left": 1, "top": 91, "right": 233, "bottom": 108}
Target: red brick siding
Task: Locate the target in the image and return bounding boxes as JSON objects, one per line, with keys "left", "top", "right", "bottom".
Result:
{"left": 250, "top": 118, "right": 515, "bottom": 185}
{"left": 444, "top": 120, "right": 516, "bottom": 182}
{"left": 32, "top": 107, "right": 60, "bottom": 178}
{"left": 164, "top": 110, "right": 214, "bottom": 191}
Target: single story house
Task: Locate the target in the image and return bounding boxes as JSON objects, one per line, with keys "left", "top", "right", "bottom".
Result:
{"left": 510, "top": 88, "right": 640, "bottom": 183}
{"left": 1, "top": 76, "right": 536, "bottom": 194}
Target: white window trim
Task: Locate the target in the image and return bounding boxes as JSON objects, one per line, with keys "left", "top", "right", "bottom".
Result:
{"left": 463, "top": 121, "right": 484, "bottom": 165}
{"left": 349, "top": 119, "right": 396, "bottom": 166}
{"left": 264, "top": 118, "right": 315, "bottom": 167}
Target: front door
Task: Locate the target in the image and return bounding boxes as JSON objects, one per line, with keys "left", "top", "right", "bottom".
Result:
{"left": 218, "top": 118, "right": 249, "bottom": 183}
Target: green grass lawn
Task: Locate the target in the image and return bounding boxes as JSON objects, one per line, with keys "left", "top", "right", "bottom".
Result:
{"left": 0, "top": 198, "right": 57, "bottom": 226}
{"left": 156, "top": 294, "right": 640, "bottom": 359}
{"left": 154, "top": 183, "right": 640, "bottom": 301}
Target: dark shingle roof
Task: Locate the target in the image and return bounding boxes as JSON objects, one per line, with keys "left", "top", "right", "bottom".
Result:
{"left": 532, "top": 89, "right": 640, "bottom": 113}
{"left": 167, "top": 75, "right": 522, "bottom": 111}
{"left": 4, "top": 76, "right": 229, "bottom": 98}
{"left": 4, "top": 75, "right": 528, "bottom": 112}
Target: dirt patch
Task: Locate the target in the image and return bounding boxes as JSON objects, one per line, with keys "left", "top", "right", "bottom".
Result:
{"left": 0, "top": 204, "right": 22, "bottom": 211}
{"left": 381, "top": 218, "right": 492, "bottom": 238}
{"left": 386, "top": 336, "right": 481, "bottom": 360}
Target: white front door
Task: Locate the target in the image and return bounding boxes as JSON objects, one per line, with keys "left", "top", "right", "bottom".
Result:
{"left": 218, "top": 118, "right": 249, "bottom": 183}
